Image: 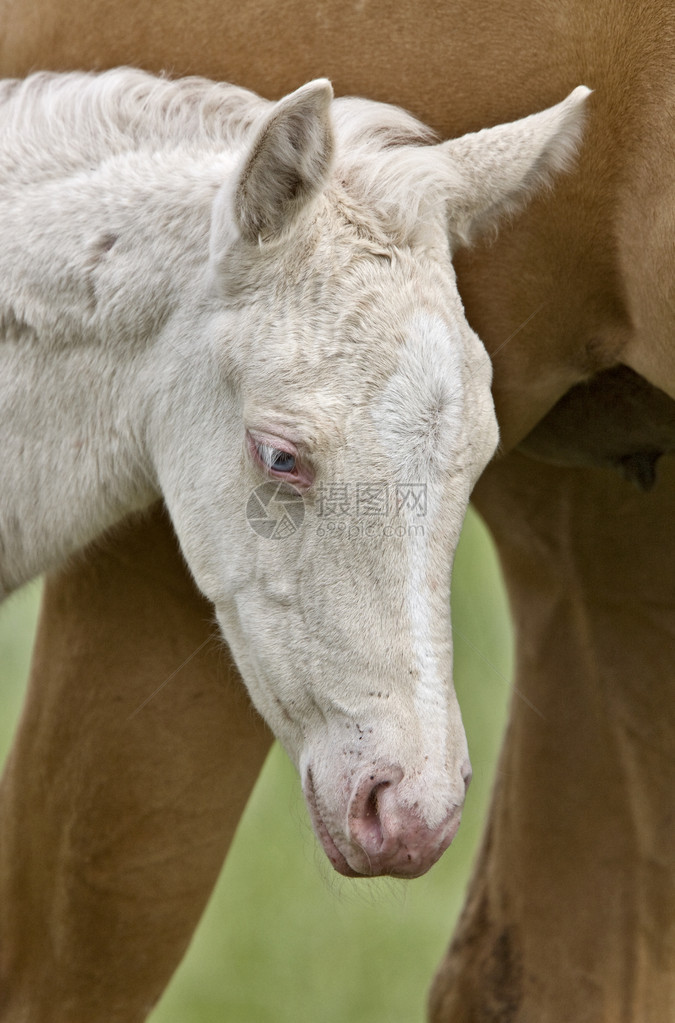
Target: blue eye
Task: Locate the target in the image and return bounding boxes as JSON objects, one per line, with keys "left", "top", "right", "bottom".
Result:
{"left": 271, "top": 450, "right": 296, "bottom": 473}
{"left": 257, "top": 443, "right": 296, "bottom": 474}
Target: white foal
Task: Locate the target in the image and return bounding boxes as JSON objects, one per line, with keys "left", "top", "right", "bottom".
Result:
{"left": 0, "top": 69, "right": 589, "bottom": 875}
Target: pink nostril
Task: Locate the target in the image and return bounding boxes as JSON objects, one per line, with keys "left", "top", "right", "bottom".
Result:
{"left": 348, "top": 768, "right": 404, "bottom": 858}
{"left": 359, "top": 782, "right": 387, "bottom": 850}
{"left": 461, "top": 758, "right": 473, "bottom": 792}
{"left": 344, "top": 764, "right": 469, "bottom": 877}
{"left": 364, "top": 782, "right": 384, "bottom": 823}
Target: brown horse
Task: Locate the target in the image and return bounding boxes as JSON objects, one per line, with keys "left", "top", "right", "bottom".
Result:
{"left": 0, "top": 2, "right": 673, "bottom": 1020}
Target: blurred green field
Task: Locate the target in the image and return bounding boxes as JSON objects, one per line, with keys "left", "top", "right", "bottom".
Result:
{"left": 0, "top": 508, "right": 512, "bottom": 1023}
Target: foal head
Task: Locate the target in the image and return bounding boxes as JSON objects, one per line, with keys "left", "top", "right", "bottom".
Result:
{"left": 155, "top": 79, "right": 589, "bottom": 877}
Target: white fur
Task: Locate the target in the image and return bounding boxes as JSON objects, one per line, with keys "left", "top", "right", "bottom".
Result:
{"left": 0, "top": 69, "right": 589, "bottom": 871}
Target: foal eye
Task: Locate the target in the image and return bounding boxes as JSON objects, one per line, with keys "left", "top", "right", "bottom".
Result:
{"left": 257, "top": 444, "right": 296, "bottom": 474}
{"left": 270, "top": 450, "right": 296, "bottom": 473}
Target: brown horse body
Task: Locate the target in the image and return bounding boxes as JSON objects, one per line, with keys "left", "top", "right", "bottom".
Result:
{"left": 0, "top": 2, "right": 673, "bottom": 1020}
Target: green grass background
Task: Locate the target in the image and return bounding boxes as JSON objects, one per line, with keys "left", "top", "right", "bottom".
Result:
{"left": 0, "top": 509, "right": 511, "bottom": 1023}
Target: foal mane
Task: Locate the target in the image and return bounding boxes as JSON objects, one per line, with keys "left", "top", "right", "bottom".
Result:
{"left": 0, "top": 69, "right": 453, "bottom": 245}
{"left": 0, "top": 70, "right": 268, "bottom": 169}
{"left": 0, "top": 68, "right": 432, "bottom": 158}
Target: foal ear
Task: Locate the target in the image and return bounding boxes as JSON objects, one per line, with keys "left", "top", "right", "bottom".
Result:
{"left": 228, "top": 79, "right": 334, "bottom": 245}
{"left": 440, "top": 86, "right": 591, "bottom": 246}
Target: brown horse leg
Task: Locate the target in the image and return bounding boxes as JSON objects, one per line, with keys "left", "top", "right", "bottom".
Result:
{"left": 430, "top": 454, "right": 675, "bottom": 1022}
{"left": 0, "top": 505, "right": 271, "bottom": 1023}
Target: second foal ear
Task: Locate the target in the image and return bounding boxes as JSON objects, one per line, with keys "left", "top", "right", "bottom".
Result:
{"left": 226, "top": 78, "right": 334, "bottom": 246}
{"left": 439, "top": 85, "right": 591, "bottom": 246}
